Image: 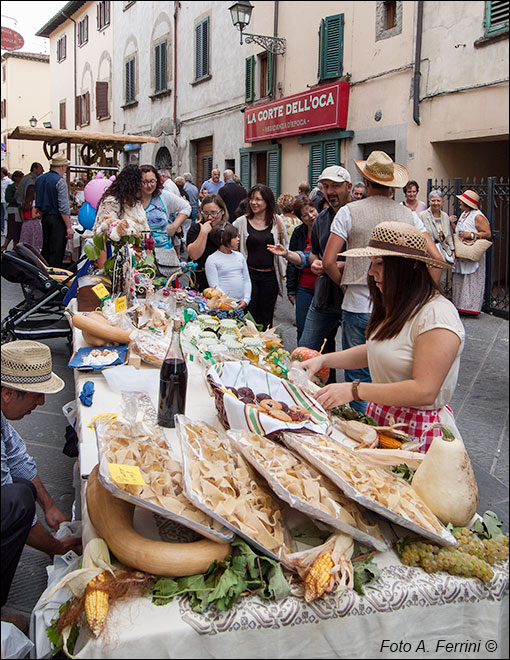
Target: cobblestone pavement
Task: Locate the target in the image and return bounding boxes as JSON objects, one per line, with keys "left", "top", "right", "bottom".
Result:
{"left": 1, "top": 279, "right": 508, "bottom": 623}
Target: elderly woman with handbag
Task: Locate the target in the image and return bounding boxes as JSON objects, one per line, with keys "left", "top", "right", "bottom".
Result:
{"left": 418, "top": 189, "right": 455, "bottom": 286}
{"left": 450, "top": 190, "right": 492, "bottom": 315}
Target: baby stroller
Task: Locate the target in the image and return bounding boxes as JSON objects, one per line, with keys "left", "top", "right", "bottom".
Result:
{"left": 1, "top": 243, "right": 81, "bottom": 345}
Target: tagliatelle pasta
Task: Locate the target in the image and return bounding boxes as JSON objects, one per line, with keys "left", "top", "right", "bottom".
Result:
{"left": 229, "top": 431, "right": 387, "bottom": 551}
{"left": 282, "top": 433, "right": 454, "bottom": 544}
{"left": 177, "top": 418, "right": 293, "bottom": 560}
{"left": 95, "top": 420, "right": 233, "bottom": 542}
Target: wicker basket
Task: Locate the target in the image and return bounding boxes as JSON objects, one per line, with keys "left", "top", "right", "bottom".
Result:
{"left": 206, "top": 375, "right": 230, "bottom": 429}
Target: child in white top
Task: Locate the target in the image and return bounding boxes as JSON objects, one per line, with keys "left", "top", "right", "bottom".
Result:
{"left": 205, "top": 223, "right": 251, "bottom": 308}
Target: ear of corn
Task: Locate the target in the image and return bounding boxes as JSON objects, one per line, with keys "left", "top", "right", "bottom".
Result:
{"left": 84, "top": 572, "right": 109, "bottom": 637}
{"left": 378, "top": 433, "right": 403, "bottom": 449}
{"left": 304, "top": 551, "right": 334, "bottom": 602}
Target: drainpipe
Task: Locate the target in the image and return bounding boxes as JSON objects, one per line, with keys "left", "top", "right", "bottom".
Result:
{"left": 173, "top": 2, "right": 179, "bottom": 149}
{"left": 272, "top": 1, "right": 279, "bottom": 99}
{"left": 413, "top": 1, "right": 424, "bottom": 125}
{"left": 61, "top": 10, "right": 77, "bottom": 179}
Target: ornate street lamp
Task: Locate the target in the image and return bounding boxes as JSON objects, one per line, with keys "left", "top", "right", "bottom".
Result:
{"left": 29, "top": 116, "right": 37, "bottom": 128}
{"left": 229, "top": 1, "right": 286, "bottom": 55}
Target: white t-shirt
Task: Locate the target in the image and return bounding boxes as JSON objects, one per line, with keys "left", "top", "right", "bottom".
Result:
{"left": 367, "top": 294, "right": 465, "bottom": 410}
{"left": 205, "top": 250, "right": 252, "bottom": 304}
{"left": 163, "top": 178, "right": 181, "bottom": 197}
{"left": 331, "top": 205, "right": 427, "bottom": 313}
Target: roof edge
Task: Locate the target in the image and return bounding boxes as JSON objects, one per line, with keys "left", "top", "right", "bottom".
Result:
{"left": 35, "top": 1, "right": 87, "bottom": 38}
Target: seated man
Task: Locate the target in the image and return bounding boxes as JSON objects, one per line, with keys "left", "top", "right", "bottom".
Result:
{"left": 1, "top": 340, "right": 81, "bottom": 623}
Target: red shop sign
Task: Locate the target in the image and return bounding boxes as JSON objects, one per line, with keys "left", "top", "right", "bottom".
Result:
{"left": 244, "top": 81, "right": 349, "bottom": 143}
{"left": 1, "top": 27, "right": 25, "bottom": 52}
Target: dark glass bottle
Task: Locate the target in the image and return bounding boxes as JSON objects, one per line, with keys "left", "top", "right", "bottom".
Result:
{"left": 157, "top": 320, "right": 188, "bottom": 428}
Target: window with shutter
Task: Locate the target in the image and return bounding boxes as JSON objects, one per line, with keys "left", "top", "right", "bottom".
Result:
{"left": 75, "top": 95, "right": 81, "bottom": 128}
{"left": 195, "top": 17, "right": 210, "bottom": 81}
{"left": 57, "top": 36, "right": 67, "bottom": 62}
{"left": 59, "top": 101, "right": 66, "bottom": 129}
{"left": 78, "top": 16, "right": 88, "bottom": 46}
{"left": 154, "top": 41, "right": 167, "bottom": 93}
{"left": 97, "top": 2, "right": 110, "bottom": 30}
{"left": 240, "top": 153, "right": 251, "bottom": 191}
{"left": 318, "top": 14, "right": 344, "bottom": 81}
{"left": 125, "top": 57, "right": 135, "bottom": 104}
{"left": 484, "top": 1, "right": 509, "bottom": 35}
{"left": 245, "top": 56, "right": 255, "bottom": 102}
{"left": 308, "top": 140, "right": 340, "bottom": 187}
{"left": 266, "top": 150, "right": 281, "bottom": 200}
{"left": 96, "top": 81, "right": 109, "bottom": 119}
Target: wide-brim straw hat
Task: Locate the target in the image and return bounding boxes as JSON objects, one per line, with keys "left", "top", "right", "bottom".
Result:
{"left": 342, "top": 221, "right": 452, "bottom": 269}
{"left": 50, "top": 151, "right": 71, "bottom": 167}
{"left": 354, "top": 151, "right": 409, "bottom": 188}
{"left": 456, "top": 189, "right": 480, "bottom": 210}
{"left": 1, "top": 340, "right": 65, "bottom": 393}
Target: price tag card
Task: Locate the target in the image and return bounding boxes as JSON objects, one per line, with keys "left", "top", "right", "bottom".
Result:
{"left": 114, "top": 296, "right": 127, "bottom": 313}
{"left": 92, "top": 283, "right": 110, "bottom": 300}
{"left": 108, "top": 463, "right": 146, "bottom": 486}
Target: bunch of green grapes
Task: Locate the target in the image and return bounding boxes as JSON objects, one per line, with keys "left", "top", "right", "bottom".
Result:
{"left": 399, "top": 532, "right": 509, "bottom": 583}
{"left": 267, "top": 346, "right": 291, "bottom": 377}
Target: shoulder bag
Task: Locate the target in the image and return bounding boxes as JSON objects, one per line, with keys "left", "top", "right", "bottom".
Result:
{"left": 454, "top": 234, "right": 492, "bottom": 262}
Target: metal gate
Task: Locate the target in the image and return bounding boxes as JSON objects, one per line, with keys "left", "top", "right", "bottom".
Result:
{"left": 427, "top": 177, "right": 509, "bottom": 319}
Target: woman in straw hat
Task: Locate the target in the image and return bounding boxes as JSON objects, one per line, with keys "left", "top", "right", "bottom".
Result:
{"left": 450, "top": 190, "right": 491, "bottom": 315}
{"left": 1, "top": 341, "right": 82, "bottom": 611}
{"left": 298, "top": 222, "right": 464, "bottom": 452}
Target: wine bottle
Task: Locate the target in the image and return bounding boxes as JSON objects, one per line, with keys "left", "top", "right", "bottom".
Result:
{"left": 157, "top": 320, "right": 188, "bottom": 428}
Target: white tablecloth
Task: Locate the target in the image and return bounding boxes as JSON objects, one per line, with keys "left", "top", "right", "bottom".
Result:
{"left": 32, "top": 320, "right": 509, "bottom": 659}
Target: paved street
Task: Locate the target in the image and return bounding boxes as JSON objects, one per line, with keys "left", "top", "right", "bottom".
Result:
{"left": 1, "top": 277, "right": 508, "bottom": 622}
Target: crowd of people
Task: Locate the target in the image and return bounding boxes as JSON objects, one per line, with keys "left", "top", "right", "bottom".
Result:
{"left": 0, "top": 148, "right": 496, "bottom": 633}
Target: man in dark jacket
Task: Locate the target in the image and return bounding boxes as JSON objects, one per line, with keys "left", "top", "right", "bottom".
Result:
{"left": 218, "top": 169, "right": 247, "bottom": 222}
{"left": 35, "top": 152, "right": 73, "bottom": 267}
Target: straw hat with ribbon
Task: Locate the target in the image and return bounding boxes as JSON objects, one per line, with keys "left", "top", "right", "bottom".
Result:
{"left": 456, "top": 189, "right": 480, "bottom": 210}
{"left": 342, "top": 221, "right": 451, "bottom": 269}
{"left": 1, "top": 340, "right": 65, "bottom": 393}
{"left": 50, "top": 151, "right": 71, "bottom": 167}
{"left": 354, "top": 151, "right": 409, "bottom": 188}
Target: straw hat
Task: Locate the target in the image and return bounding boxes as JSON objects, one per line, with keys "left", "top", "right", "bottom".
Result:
{"left": 354, "top": 151, "right": 409, "bottom": 188}
{"left": 50, "top": 151, "right": 71, "bottom": 167}
{"left": 456, "top": 189, "right": 480, "bottom": 210}
{"left": 342, "top": 221, "right": 451, "bottom": 269}
{"left": 1, "top": 340, "right": 64, "bottom": 393}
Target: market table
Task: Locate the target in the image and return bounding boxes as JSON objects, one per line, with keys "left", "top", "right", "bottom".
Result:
{"left": 31, "top": 323, "right": 509, "bottom": 659}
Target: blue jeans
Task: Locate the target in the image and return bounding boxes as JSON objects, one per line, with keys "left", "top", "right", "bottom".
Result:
{"left": 341, "top": 310, "right": 372, "bottom": 413}
{"left": 295, "top": 286, "right": 315, "bottom": 343}
{"left": 299, "top": 303, "right": 341, "bottom": 383}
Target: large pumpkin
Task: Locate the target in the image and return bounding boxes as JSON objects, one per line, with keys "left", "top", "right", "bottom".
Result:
{"left": 290, "top": 347, "right": 330, "bottom": 386}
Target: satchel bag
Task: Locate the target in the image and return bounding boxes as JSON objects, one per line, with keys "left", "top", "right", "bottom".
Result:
{"left": 154, "top": 246, "right": 181, "bottom": 276}
{"left": 454, "top": 234, "right": 492, "bottom": 262}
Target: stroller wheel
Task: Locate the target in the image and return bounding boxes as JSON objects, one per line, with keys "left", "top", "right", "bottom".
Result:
{"left": 1, "top": 328, "right": 16, "bottom": 345}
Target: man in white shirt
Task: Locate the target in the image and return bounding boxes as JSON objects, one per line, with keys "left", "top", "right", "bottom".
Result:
{"left": 158, "top": 169, "right": 180, "bottom": 197}
{"left": 322, "top": 151, "right": 444, "bottom": 412}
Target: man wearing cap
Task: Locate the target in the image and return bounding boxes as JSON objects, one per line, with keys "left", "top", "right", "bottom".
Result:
{"left": 35, "top": 151, "right": 73, "bottom": 267}
{"left": 297, "top": 166, "right": 352, "bottom": 374}
{"left": 1, "top": 341, "right": 81, "bottom": 612}
{"left": 322, "top": 151, "right": 444, "bottom": 413}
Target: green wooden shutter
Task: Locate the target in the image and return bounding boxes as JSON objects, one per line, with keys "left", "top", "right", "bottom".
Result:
{"left": 485, "top": 1, "right": 509, "bottom": 34}
{"left": 324, "top": 140, "right": 339, "bottom": 167}
{"left": 240, "top": 152, "right": 251, "bottom": 191}
{"left": 319, "top": 14, "right": 344, "bottom": 80}
{"left": 195, "top": 18, "right": 209, "bottom": 80}
{"left": 155, "top": 41, "right": 167, "bottom": 93}
{"left": 265, "top": 52, "right": 274, "bottom": 96}
{"left": 309, "top": 143, "right": 323, "bottom": 188}
{"left": 125, "top": 58, "right": 135, "bottom": 103}
{"left": 266, "top": 150, "right": 281, "bottom": 200}
{"left": 245, "top": 56, "right": 255, "bottom": 102}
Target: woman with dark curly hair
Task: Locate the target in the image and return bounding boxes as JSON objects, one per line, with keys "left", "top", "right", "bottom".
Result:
{"left": 94, "top": 164, "right": 149, "bottom": 236}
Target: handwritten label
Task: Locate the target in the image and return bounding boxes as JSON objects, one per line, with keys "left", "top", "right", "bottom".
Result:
{"left": 92, "top": 283, "right": 110, "bottom": 300}
{"left": 108, "top": 463, "right": 146, "bottom": 486}
{"left": 114, "top": 296, "right": 127, "bottom": 313}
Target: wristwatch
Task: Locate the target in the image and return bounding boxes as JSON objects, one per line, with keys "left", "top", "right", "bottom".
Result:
{"left": 351, "top": 379, "right": 362, "bottom": 402}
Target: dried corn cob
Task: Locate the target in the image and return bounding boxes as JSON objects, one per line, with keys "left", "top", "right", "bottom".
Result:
{"left": 378, "top": 433, "right": 403, "bottom": 449}
{"left": 304, "top": 551, "right": 334, "bottom": 602}
{"left": 85, "top": 572, "right": 109, "bottom": 637}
